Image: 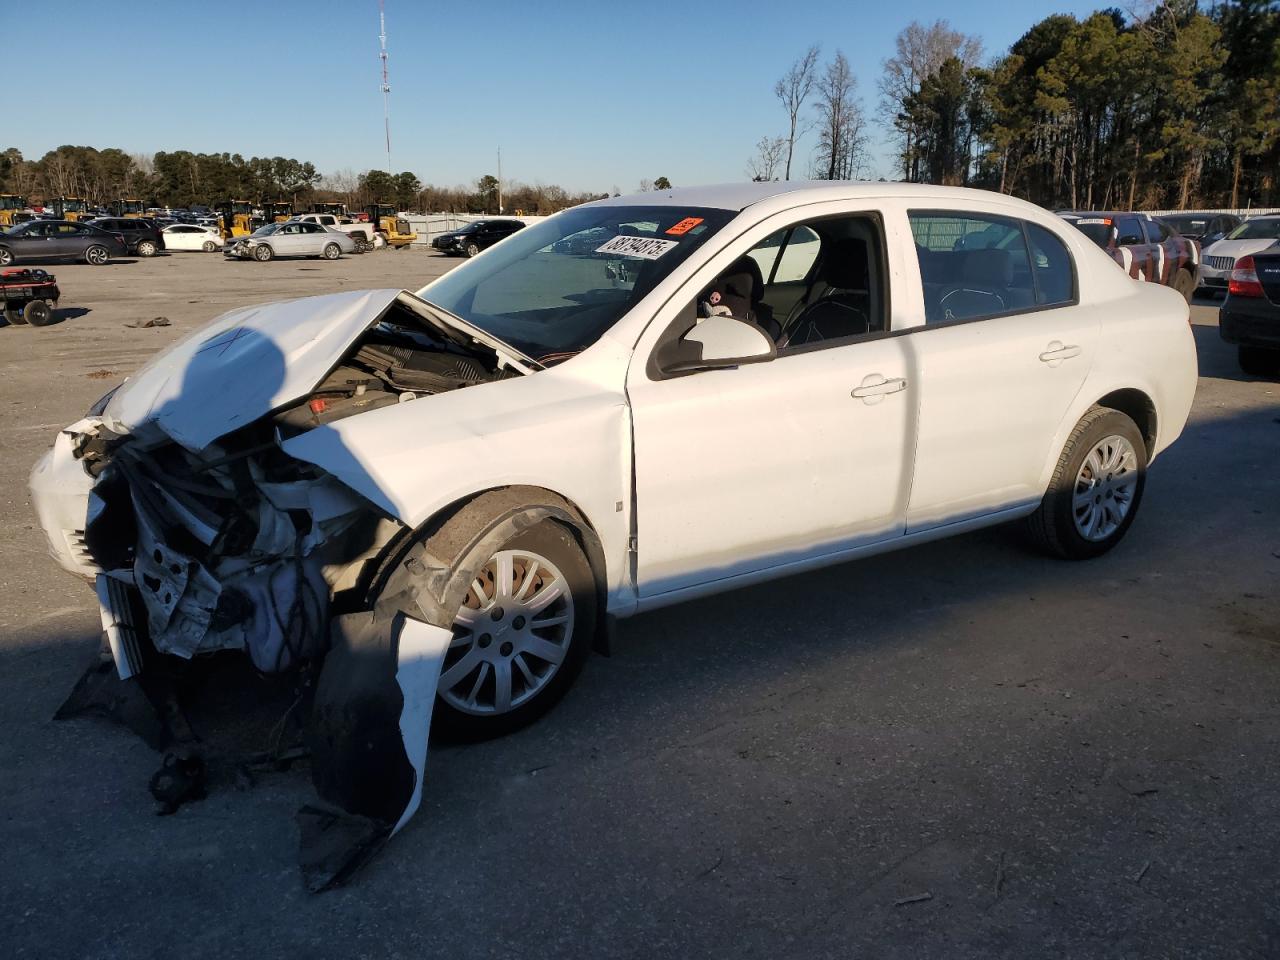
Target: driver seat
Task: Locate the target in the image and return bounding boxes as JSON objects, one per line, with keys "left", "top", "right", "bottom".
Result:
{"left": 779, "top": 238, "right": 870, "bottom": 348}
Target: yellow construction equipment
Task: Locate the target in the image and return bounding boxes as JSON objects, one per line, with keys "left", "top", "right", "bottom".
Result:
{"left": 215, "top": 200, "right": 255, "bottom": 238}
{"left": 262, "top": 200, "right": 293, "bottom": 223}
{"left": 107, "top": 199, "right": 144, "bottom": 218}
{"left": 0, "top": 194, "right": 28, "bottom": 227}
{"left": 365, "top": 203, "right": 416, "bottom": 250}
{"left": 50, "top": 197, "right": 89, "bottom": 221}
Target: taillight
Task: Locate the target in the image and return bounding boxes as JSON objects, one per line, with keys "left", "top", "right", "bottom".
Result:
{"left": 1229, "top": 255, "right": 1264, "bottom": 297}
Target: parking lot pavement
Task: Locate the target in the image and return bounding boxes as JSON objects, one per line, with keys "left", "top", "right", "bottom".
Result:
{"left": 1, "top": 269, "right": 1277, "bottom": 958}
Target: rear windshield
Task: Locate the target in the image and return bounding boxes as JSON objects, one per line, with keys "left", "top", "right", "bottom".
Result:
{"left": 1063, "top": 218, "right": 1113, "bottom": 248}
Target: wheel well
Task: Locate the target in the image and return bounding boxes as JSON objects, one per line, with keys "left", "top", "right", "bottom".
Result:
{"left": 358, "top": 485, "right": 611, "bottom": 646}
{"left": 1096, "top": 389, "right": 1157, "bottom": 456}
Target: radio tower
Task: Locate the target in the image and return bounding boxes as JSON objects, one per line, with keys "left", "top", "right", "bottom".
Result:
{"left": 378, "top": 0, "right": 392, "bottom": 174}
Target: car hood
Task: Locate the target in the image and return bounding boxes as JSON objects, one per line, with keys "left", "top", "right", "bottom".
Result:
{"left": 1203, "top": 238, "right": 1280, "bottom": 259}
{"left": 102, "top": 289, "right": 406, "bottom": 450}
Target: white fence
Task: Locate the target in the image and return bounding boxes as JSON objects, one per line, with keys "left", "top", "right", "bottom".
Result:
{"left": 1148, "top": 208, "right": 1280, "bottom": 217}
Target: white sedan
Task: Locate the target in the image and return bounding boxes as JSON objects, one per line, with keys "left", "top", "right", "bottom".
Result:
{"left": 160, "top": 223, "right": 223, "bottom": 252}
{"left": 1199, "top": 215, "right": 1280, "bottom": 293}
{"left": 29, "top": 182, "right": 1197, "bottom": 883}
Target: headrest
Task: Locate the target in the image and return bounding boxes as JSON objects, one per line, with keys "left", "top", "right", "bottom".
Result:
{"left": 819, "top": 238, "right": 868, "bottom": 290}
{"left": 963, "top": 249, "right": 1013, "bottom": 287}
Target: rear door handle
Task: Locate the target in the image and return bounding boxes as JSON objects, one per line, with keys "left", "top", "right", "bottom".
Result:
{"left": 1039, "top": 341, "right": 1082, "bottom": 367}
{"left": 851, "top": 373, "right": 907, "bottom": 404}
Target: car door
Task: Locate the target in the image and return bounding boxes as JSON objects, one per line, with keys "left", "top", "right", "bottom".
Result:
{"left": 163, "top": 226, "right": 187, "bottom": 250}
{"left": 626, "top": 205, "right": 916, "bottom": 600}
{"left": 901, "top": 209, "right": 1099, "bottom": 530}
{"left": 1114, "top": 215, "right": 1154, "bottom": 281}
{"left": 13, "top": 222, "right": 50, "bottom": 258}
{"left": 272, "top": 222, "right": 305, "bottom": 255}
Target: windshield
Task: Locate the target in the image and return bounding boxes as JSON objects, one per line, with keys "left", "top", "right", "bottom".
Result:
{"left": 1161, "top": 215, "right": 1211, "bottom": 236}
{"left": 419, "top": 205, "right": 734, "bottom": 362}
{"left": 1226, "top": 219, "right": 1280, "bottom": 241}
{"left": 1064, "top": 218, "right": 1113, "bottom": 248}
{"left": 252, "top": 223, "right": 281, "bottom": 236}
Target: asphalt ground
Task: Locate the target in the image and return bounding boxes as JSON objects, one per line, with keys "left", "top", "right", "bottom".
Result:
{"left": 0, "top": 248, "right": 1277, "bottom": 959}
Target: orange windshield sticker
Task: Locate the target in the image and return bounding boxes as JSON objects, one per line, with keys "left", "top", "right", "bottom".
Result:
{"left": 665, "top": 217, "right": 704, "bottom": 236}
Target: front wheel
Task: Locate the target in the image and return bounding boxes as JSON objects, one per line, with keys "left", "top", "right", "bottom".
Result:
{"left": 384, "top": 517, "right": 596, "bottom": 741}
{"left": 465, "top": 242, "right": 480, "bottom": 258}
{"left": 253, "top": 244, "right": 273, "bottom": 262}
{"left": 1239, "top": 345, "right": 1280, "bottom": 377}
{"left": 4, "top": 305, "right": 27, "bottom": 325}
{"left": 0, "top": 247, "right": 13, "bottom": 266}
{"left": 84, "top": 244, "right": 109, "bottom": 265}
{"left": 137, "top": 240, "right": 157, "bottom": 257}
{"left": 24, "top": 299, "right": 54, "bottom": 326}
{"left": 322, "top": 242, "right": 341, "bottom": 260}
{"left": 1026, "top": 407, "right": 1147, "bottom": 560}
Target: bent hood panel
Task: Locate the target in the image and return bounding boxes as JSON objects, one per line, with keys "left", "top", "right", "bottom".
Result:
{"left": 104, "top": 288, "right": 403, "bottom": 450}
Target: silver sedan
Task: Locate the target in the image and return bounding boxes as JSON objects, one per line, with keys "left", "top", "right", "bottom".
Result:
{"left": 223, "top": 221, "right": 358, "bottom": 262}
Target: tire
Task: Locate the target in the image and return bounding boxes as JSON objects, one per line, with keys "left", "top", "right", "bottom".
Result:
{"left": 0, "top": 247, "right": 12, "bottom": 266}
{"left": 1026, "top": 407, "right": 1147, "bottom": 560}
{"left": 465, "top": 242, "right": 480, "bottom": 258}
{"left": 201, "top": 240, "right": 217, "bottom": 253}
{"left": 24, "top": 299, "right": 53, "bottom": 326}
{"left": 322, "top": 242, "right": 341, "bottom": 260}
{"left": 1172, "top": 268, "right": 1194, "bottom": 303}
{"left": 1239, "top": 345, "right": 1280, "bottom": 377}
{"left": 137, "top": 239, "right": 157, "bottom": 257}
{"left": 4, "top": 305, "right": 26, "bottom": 325}
{"left": 374, "top": 512, "right": 596, "bottom": 742}
{"left": 253, "top": 244, "right": 273, "bottom": 262}
{"left": 84, "top": 244, "right": 109, "bottom": 265}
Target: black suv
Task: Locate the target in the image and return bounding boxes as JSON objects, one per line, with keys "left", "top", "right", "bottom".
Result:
{"left": 88, "top": 217, "right": 166, "bottom": 257}
{"left": 432, "top": 219, "right": 525, "bottom": 257}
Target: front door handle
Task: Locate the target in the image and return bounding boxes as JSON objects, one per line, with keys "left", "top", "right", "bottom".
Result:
{"left": 851, "top": 373, "right": 907, "bottom": 404}
{"left": 1039, "top": 341, "right": 1082, "bottom": 367}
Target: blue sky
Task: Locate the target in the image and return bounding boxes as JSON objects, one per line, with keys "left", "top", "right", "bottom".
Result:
{"left": 14, "top": 0, "right": 1105, "bottom": 193}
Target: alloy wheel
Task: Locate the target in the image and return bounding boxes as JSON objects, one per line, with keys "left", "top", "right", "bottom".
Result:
{"left": 1072, "top": 434, "right": 1139, "bottom": 541}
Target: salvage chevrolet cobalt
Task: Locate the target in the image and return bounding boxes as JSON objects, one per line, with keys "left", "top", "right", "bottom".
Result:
{"left": 29, "top": 182, "right": 1198, "bottom": 888}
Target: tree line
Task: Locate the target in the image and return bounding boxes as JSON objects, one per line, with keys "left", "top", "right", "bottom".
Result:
{"left": 0, "top": 145, "right": 606, "bottom": 215}
{"left": 754, "top": 0, "right": 1280, "bottom": 210}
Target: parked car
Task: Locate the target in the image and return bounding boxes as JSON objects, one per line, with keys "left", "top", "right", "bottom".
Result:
{"left": 29, "top": 183, "right": 1197, "bottom": 873}
{"left": 290, "top": 213, "right": 374, "bottom": 251}
{"left": 223, "top": 221, "right": 357, "bottom": 261}
{"left": 0, "top": 219, "right": 128, "bottom": 265}
{"left": 161, "top": 223, "right": 223, "bottom": 252}
{"left": 1058, "top": 211, "right": 1199, "bottom": 301}
{"left": 1219, "top": 244, "right": 1280, "bottom": 375}
{"left": 1157, "top": 212, "right": 1241, "bottom": 246}
{"left": 1197, "top": 215, "right": 1280, "bottom": 295}
{"left": 432, "top": 218, "right": 525, "bottom": 257}
{"left": 88, "top": 217, "right": 166, "bottom": 257}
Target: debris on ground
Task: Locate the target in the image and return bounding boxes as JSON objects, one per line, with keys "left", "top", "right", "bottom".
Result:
{"left": 894, "top": 892, "right": 933, "bottom": 907}
{"left": 125, "top": 316, "right": 171, "bottom": 328}
{"left": 87, "top": 369, "right": 116, "bottom": 379}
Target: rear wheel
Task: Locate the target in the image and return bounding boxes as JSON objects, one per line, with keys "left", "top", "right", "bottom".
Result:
{"left": 4, "top": 305, "right": 27, "bottom": 325}
{"left": 322, "top": 242, "right": 341, "bottom": 260}
{"left": 1026, "top": 407, "right": 1147, "bottom": 560}
{"left": 24, "top": 299, "right": 53, "bottom": 326}
{"left": 84, "top": 244, "right": 109, "bottom": 265}
{"left": 201, "top": 240, "right": 217, "bottom": 253}
{"left": 1239, "top": 345, "right": 1280, "bottom": 377}
{"left": 1172, "top": 268, "right": 1194, "bottom": 303}
{"left": 253, "top": 244, "right": 273, "bottom": 262}
{"left": 136, "top": 239, "right": 157, "bottom": 257}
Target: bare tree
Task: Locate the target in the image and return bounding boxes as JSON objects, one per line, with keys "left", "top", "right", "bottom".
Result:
{"left": 638, "top": 179, "right": 652, "bottom": 192}
{"left": 746, "top": 135, "right": 787, "bottom": 181}
{"left": 812, "top": 52, "right": 868, "bottom": 180}
{"left": 774, "top": 45, "right": 820, "bottom": 180}
{"left": 879, "top": 20, "right": 982, "bottom": 180}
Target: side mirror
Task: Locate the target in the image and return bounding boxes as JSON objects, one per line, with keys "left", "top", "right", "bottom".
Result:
{"left": 664, "top": 314, "right": 777, "bottom": 373}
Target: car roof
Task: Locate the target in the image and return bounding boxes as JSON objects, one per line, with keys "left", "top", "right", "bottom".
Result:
{"left": 587, "top": 180, "right": 1057, "bottom": 215}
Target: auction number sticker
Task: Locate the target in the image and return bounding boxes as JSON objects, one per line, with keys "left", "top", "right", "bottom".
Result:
{"left": 595, "top": 235, "right": 680, "bottom": 259}
{"left": 665, "top": 217, "right": 704, "bottom": 236}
